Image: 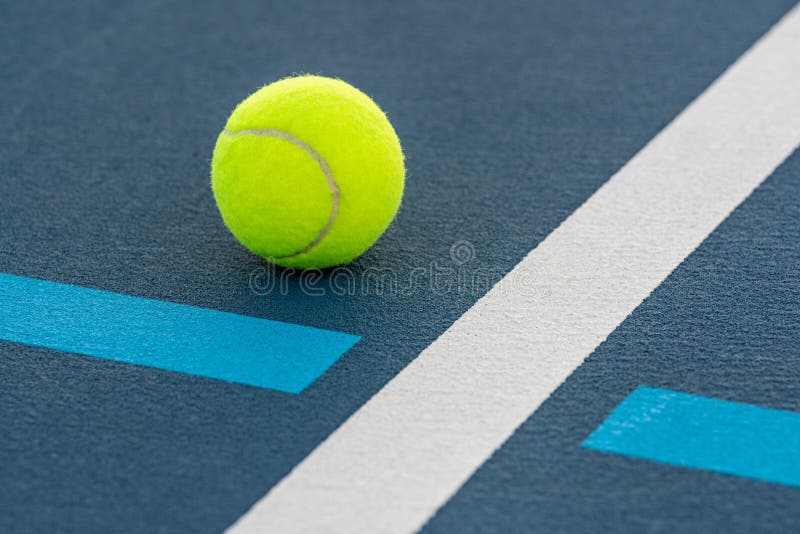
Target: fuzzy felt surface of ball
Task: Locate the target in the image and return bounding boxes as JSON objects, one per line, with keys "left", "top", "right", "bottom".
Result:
{"left": 211, "top": 75, "right": 405, "bottom": 269}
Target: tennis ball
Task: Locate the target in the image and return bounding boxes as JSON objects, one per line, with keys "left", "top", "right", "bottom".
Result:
{"left": 211, "top": 75, "right": 405, "bottom": 269}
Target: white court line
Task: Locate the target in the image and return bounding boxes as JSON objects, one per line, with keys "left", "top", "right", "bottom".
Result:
{"left": 229, "top": 6, "right": 800, "bottom": 533}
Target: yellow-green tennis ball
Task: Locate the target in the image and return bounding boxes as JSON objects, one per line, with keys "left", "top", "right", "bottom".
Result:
{"left": 211, "top": 75, "right": 405, "bottom": 269}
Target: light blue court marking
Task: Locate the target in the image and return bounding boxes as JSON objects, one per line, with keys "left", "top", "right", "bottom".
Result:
{"left": 0, "top": 273, "right": 360, "bottom": 393}
{"left": 583, "top": 386, "right": 800, "bottom": 488}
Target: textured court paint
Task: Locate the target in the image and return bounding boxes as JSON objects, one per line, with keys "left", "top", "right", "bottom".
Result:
{"left": 428, "top": 148, "right": 800, "bottom": 534}
{"left": 0, "top": 273, "right": 359, "bottom": 393}
{"left": 583, "top": 387, "right": 800, "bottom": 488}
{"left": 229, "top": 7, "right": 800, "bottom": 533}
{"left": 5, "top": 1, "right": 800, "bottom": 533}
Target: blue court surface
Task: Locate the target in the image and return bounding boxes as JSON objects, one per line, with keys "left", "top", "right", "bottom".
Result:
{"left": 2, "top": 1, "right": 799, "bottom": 532}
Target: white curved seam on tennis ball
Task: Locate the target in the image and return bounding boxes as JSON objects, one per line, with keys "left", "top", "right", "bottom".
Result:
{"left": 222, "top": 128, "right": 340, "bottom": 259}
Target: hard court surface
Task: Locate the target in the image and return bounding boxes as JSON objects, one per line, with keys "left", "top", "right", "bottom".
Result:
{"left": 2, "top": 1, "right": 800, "bottom": 532}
